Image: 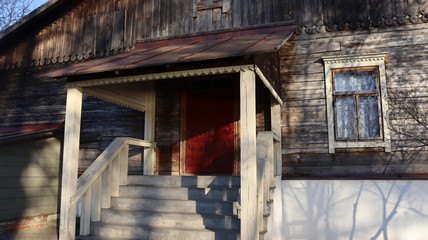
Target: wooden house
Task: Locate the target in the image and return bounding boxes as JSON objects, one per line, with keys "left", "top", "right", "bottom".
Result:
{"left": 0, "top": 0, "right": 427, "bottom": 239}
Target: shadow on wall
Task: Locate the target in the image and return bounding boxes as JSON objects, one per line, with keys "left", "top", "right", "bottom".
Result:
{"left": 282, "top": 180, "right": 428, "bottom": 240}
{"left": 0, "top": 135, "right": 63, "bottom": 235}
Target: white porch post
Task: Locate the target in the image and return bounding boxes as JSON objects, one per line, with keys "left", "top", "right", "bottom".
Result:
{"left": 144, "top": 83, "right": 156, "bottom": 175}
{"left": 240, "top": 69, "right": 259, "bottom": 240}
{"left": 60, "top": 87, "right": 83, "bottom": 240}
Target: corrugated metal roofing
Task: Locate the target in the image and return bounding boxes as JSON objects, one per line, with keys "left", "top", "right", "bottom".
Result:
{"left": 40, "top": 24, "right": 295, "bottom": 78}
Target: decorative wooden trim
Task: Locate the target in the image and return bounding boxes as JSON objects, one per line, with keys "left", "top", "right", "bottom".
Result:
{"left": 83, "top": 87, "right": 147, "bottom": 112}
{"left": 254, "top": 66, "right": 283, "bottom": 105}
{"left": 65, "top": 65, "right": 256, "bottom": 88}
{"left": 322, "top": 53, "right": 391, "bottom": 154}
{"left": 322, "top": 53, "right": 388, "bottom": 65}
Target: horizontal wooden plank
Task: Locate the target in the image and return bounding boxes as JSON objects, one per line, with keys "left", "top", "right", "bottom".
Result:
{"left": 282, "top": 147, "right": 329, "bottom": 154}
{"left": 0, "top": 196, "right": 58, "bottom": 210}
{"left": 281, "top": 41, "right": 341, "bottom": 56}
{"left": 283, "top": 151, "right": 428, "bottom": 167}
{"left": 0, "top": 167, "right": 61, "bottom": 178}
{"left": 284, "top": 99, "right": 326, "bottom": 108}
{"left": 0, "top": 186, "right": 59, "bottom": 199}
{"left": 0, "top": 177, "right": 60, "bottom": 188}
{"left": 0, "top": 205, "right": 58, "bottom": 222}
{"left": 282, "top": 110, "right": 326, "bottom": 122}
{"left": 283, "top": 163, "right": 428, "bottom": 175}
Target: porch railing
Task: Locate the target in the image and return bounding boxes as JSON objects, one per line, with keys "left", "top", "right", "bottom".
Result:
{"left": 256, "top": 131, "right": 277, "bottom": 238}
{"left": 67, "top": 137, "right": 156, "bottom": 237}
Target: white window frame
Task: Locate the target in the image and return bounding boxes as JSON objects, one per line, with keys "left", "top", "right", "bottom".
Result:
{"left": 322, "top": 53, "right": 391, "bottom": 153}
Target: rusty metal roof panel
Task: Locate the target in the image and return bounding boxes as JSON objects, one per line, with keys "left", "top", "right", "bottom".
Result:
{"left": 39, "top": 24, "right": 295, "bottom": 78}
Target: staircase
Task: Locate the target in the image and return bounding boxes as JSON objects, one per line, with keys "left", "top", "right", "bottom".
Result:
{"left": 76, "top": 175, "right": 241, "bottom": 240}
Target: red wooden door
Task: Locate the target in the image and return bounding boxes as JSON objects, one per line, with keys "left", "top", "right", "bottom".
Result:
{"left": 185, "top": 88, "right": 235, "bottom": 174}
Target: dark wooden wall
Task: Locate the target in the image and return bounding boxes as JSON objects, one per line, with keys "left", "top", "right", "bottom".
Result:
{"left": 281, "top": 23, "right": 428, "bottom": 177}
{"left": 1, "top": 0, "right": 427, "bottom": 71}
{"left": 0, "top": 0, "right": 427, "bottom": 177}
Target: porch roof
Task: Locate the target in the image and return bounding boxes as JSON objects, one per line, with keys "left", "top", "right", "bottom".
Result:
{"left": 39, "top": 24, "right": 295, "bottom": 78}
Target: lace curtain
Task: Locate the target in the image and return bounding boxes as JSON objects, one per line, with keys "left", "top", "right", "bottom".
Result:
{"left": 334, "top": 70, "right": 380, "bottom": 139}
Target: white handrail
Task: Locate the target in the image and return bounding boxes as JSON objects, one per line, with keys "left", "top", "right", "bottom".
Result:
{"left": 67, "top": 137, "right": 156, "bottom": 237}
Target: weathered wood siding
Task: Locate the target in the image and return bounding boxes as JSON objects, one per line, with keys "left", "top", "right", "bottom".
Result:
{"left": 0, "top": 137, "right": 61, "bottom": 221}
{"left": 281, "top": 22, "right": 428, "bottom": 176}
{"left": 1, "top": 0, "right": 427, "bottom": 71}
{"left": 0, "top": 68, "right": 144, "bottom": 174}
{"left": 0, "top": 0, "right": 427, "bottom": 177}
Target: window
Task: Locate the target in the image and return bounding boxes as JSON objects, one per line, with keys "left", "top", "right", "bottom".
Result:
{"left": 323, "top": 54, "right": 391, "bottom": 153}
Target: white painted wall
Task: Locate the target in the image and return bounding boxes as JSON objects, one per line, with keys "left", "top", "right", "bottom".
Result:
{"left": 273, "top": 180, "right": 428, "bottom": 240}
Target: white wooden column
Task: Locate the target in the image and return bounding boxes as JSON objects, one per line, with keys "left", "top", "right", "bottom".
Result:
{"left": 270, "top": 101, "right": 282, "bottom": 176}
{"left": 60, "top": 87, "right": 83, "bottom": 240}
{"left": 240, "top": 69, "right": 259, "bottom": 240}
{"left": 144, "top": 83, "right": 156, "bottom": 175}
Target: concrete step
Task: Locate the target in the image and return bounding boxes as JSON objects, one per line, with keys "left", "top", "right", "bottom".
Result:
{"left": 111, "top": 197, "right": 235, "bottom": 215}
{"left": 88, "top": 222, "right": 239, "bottom": 240}
{"left": 100, "top": 209, "right": 240, "bottom": 230}
{"left": 119, "top": 185, "right": 239, "bottom": 201}
{"left": 78, "top": 175, "right": 240, "bottom": 240}
{"left": 127, "top": 175, "right": 240, "bottom": 188}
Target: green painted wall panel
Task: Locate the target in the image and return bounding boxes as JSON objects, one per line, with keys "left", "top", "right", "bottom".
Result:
{"left": 0, "top": 136, "right": 62, "bottom": 221}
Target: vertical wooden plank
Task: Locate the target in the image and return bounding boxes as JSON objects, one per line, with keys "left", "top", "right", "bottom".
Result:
{"left": 144, "top": 83, "right": 156, "bottom": 175}
{"left": 159, "top": 0, "right": 169, "bottom": 36}
{"left": 222, "top": 0, "right": 231, "bottom": 13}
{"left": 152, "top": 0, "right": 161, "bottom": 37}
{"left": 240, "top": 69, "right": 259, "bottom": 240}
{"left": 183, "top": 0, "right": 193, "bottom": 34}
{"left": 91, "top": 176, "right": 102, "bottom": 222}
{"left": 96, "top": 13, "right": 107, "bottom": 57}
{"left": 241, "top": 0, "right": 250, "bottom": 27}
{"left": 120, "top": 145, "right": 129, "bottom": 185}
{"left": 369, "top": 0, "right": 383, "bottom": 26}
{"left": 292, "top": 0, "right": 304, "bottom": 27}
{"left": 212, "top": 8, "right": 222, "bottom": 30}
{"left": 168, "top": 0, "right": 176, "bottom": 36}
{"left": 143, "top": 0, "right": 153, "bottom": 38}
{"left": 322, "top": 0, "right": 335, "bottom": 31}
{"left": 111, "top": 156, "right": 120, "bottom": 197}
{"left": 82, "top": 14, "right": 95, "bottom": 58}
{"left": 101, "top": 165, "right": 112, "bottom": 208}
{"left": 231, "top": 0, "right": 242, "bottom": 28}
{"left": 59, "top": 88, "right": 83, "bottom": 240}
{"left": 79, "top": 189, "right": 92, "bottom": 236}
{"left": 358, "top": 0, "right": 370, "bottom": 28}
{"left": 270, "top": 101, "right": 282, "bottom": 176}
{"left": 112, "top": 10, "right": 125, "bottom": 53}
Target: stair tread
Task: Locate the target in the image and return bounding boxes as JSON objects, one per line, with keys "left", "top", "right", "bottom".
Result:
{"left": 124, "top": 184, "right": 239, "bottom": 189}
{"left": 92, "top": 221, "right": 239, "bottom": 233}
{"left": 112, "top": 196, "right": 237, "bottom": 202}
{"left": 80, "top": 175, "right": 241, "bottom": 240}
{"left": 103, "top": 208, "right": 238, "bottom": 217}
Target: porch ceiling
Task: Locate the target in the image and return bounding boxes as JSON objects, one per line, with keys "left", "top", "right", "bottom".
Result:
{"left": 39, "top": 24, "right": 295, "bottom": 79}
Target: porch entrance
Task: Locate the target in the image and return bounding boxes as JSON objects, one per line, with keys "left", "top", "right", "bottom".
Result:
{"left": 184, "top": 80, "right": 236, "bottom": 175}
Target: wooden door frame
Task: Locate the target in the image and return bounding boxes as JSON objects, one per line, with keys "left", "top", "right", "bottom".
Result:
{"left": 179, "top": 77, "right": 240, "bottom": 176}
